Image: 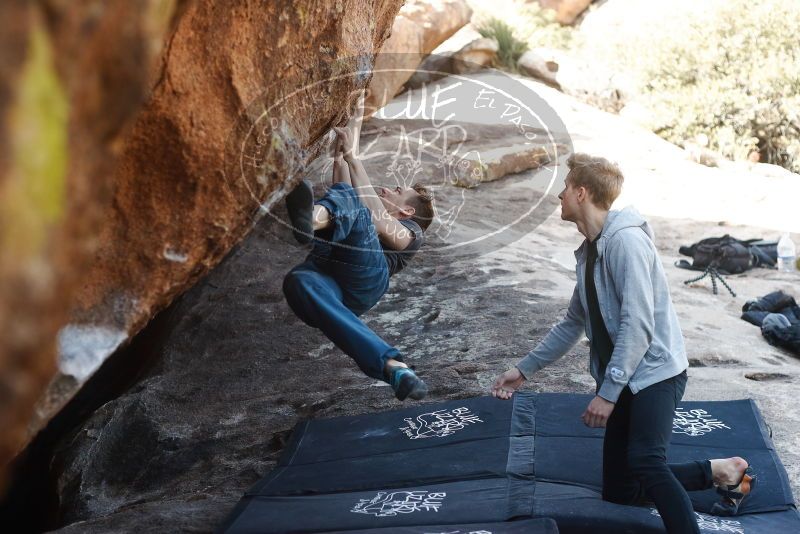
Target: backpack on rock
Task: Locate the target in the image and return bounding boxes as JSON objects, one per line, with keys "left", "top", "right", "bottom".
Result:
{"left": 676, "top": 235, "right": 777, "bottom": 274}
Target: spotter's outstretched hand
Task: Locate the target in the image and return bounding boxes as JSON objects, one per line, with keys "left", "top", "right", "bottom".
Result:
{"left": 491, "top": 368, "right": 526, "bottom": 400}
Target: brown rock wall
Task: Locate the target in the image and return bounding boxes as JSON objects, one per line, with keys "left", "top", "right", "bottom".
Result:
{"left": 1, "top": 0, "right": 404, "bottom": 494}
{"left": 0, "top": 0, "right": 175, "bottom": 493}
{"left": 73, "top": 0, "right": 403, "bottom": 330}
{"left": 0, "top": 3, "right": 36, "bottom": 492}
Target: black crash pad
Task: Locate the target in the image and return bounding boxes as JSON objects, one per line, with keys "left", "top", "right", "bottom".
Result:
{"left": 533, "top": 481, "right": 800, "bottom": 534}
{"left": 326, "top": 518, "right": 560, "bottom": 533}
{"left": 533, "top": 393, "right": 795, "bottom": 515}
{"left": 219, "top": 393, "right": 799, "bottom": 533}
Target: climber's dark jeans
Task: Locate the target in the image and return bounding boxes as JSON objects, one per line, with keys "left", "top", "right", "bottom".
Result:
{"left": 602, "top": 371, "right": 714, "bottom": 534}
{"left": 282, "top": 183, "right": 399, "bottom": 381}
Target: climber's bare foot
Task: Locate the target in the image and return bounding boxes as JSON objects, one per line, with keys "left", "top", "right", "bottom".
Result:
{"left": 710, "top": 457, "right": 749, "bottom": 486}
{"left": 383, "top": 357, "right": 407, "bottom": 374}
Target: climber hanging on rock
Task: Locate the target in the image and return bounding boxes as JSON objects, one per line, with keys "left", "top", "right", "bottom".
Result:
{"left": 282, "top": 91, "right": 435, "bottom": 401}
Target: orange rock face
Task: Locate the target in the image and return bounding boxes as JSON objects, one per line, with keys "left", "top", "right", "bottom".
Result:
{"left": 0, "top": 0, "right": 41, "bottom": 497}
{"left": 0, "top": 0, "right": 173, "bottom": 493}
{"left": 70, "top": 0, "right": 403, "bottom": 366}
{"left": 0, "top": 0, "right": 403, "bottom": 492}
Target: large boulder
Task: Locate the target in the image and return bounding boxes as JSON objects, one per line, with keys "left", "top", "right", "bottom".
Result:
{"left": 0, "top": 0, "right": 176, "bottom": 492}
{"left": 2, "top": 0, "right": 404, "bottom": 491}
{"left": 365, "top": 0, "right": 473, "bottom": 114}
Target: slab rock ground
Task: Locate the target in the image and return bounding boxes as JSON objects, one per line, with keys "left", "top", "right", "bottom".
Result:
{"left": 51, "top": 180, "right": 800, "bottom": 532}
{"left": 48, "top": 76, "right": 800, "bottom": 530}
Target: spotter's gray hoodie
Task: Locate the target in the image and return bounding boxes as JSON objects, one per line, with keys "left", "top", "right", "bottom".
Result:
{"left": 516, "top": 206, "right": 688, "bottom": 403}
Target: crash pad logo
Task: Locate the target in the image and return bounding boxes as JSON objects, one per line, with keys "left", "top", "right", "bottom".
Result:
{"left": 351, "top": 490, "right": 446, "bottom": 517}
{"left": 672, "top": 408, "right": 731, "bottom": 437}
{"left": 399, "top": 406, "right": 483, "bottom": 439}
{"left": 651, "top": 509, "right": 743, "bottom": 533}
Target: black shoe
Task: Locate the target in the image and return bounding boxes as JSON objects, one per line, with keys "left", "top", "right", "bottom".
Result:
{"left": 388, "top": 366, "right": 428, "bottom": 401}
{"left": 285, "top": 180, "right": 314, "bottom": 244}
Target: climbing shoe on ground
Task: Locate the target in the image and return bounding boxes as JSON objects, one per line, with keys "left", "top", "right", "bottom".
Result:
{"left": 388, "top": 366, "right": 428, "bottom": 401}
{"left": 711, "top": 465, "right": 757, "bottom": 516}
{"left": 286, "top": 180, "right": 314, "bottom": 244}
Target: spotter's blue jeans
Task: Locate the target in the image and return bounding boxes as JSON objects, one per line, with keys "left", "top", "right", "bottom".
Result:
{"left": 282, "top": 183, "right": 400, "bottom": 380}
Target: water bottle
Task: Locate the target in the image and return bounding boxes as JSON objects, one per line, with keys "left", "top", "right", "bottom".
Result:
{"left": 777, "top": 233, "right": 796, "bottom": 272}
